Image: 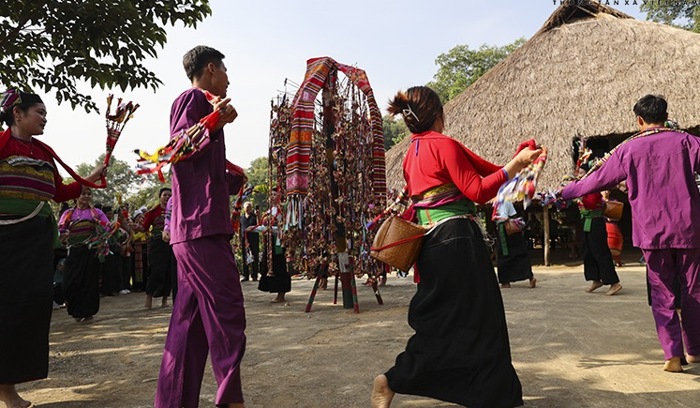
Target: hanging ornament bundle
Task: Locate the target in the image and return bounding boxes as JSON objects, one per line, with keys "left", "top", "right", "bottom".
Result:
{"left": 260, "top": 88, "right": 294, "bottom": 277}
{"left": 134, "top": 90, "right": 221, "bottom": 182}
{"left": 492, "top": 145, "right": 548, "bottom": 216}
{"left": 103, "top": 94, "right": 139, "bottom": 167}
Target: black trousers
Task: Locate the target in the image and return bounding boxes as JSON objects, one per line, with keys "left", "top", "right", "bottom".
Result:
{"left": 146, "top": 238, "right": 175, "bottom": 298}
{"left": 241, "top": 233, "right": 260, "bottom": 280}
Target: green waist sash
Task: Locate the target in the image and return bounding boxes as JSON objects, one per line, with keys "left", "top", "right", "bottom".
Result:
{"left": 416, "top": 199, "right": 476, "bottom": 227}
{"left": 498, "top": 223, "right": 510, "bottom": 256}
{"left": 0, "top": 197, "right": 51, "bottom": 218}
{"left": 0, "top": 197, "right": 60, "bottom": 247}
{"left": 580, "top": 209, "right": 603, "bottom": 232}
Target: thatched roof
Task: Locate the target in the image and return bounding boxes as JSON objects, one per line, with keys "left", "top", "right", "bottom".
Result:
{"left": 385, "top": 0, "right": 700, "bottom": 191}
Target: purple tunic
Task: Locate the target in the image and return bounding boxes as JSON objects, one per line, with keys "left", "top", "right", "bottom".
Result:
{"left": 562, "top": 129, "right": 700, "bottom": 249}
{"left": 169, "top": 88, "right": 233, "bottom": 244}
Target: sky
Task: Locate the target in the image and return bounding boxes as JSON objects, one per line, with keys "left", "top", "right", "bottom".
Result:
{"left": 40, "top": 0, "right": 647, "bottom": 175}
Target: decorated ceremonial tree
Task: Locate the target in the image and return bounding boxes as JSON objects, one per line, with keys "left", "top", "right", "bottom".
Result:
{"left": 268, "top": 57, "right": 386, "bottom": 311}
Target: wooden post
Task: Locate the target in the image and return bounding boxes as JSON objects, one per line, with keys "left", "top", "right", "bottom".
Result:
{"left": 543, "top": 205, "right": 551, "bottom": 267}
{"left": 305, "top": 276, "right": 322, "bottom": 313}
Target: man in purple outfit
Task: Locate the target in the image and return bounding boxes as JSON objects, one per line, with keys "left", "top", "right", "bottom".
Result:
{"left": 154, "top": 45, "right": 246, "bottom": 408}
{"left": 561, "top": 94, "right": 700, "bottom": 373}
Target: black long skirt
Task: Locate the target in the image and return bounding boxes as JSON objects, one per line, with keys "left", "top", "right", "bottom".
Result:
{"left": 100, "top": 246, "right": 122, "bottom": 296}
{"left": 64, "top": 245, "right": 101, "bottom": 319}
{"left": 581, "top": 218, "right": 619, "bottom": 285}
{"left": 385, "top": 218, "right": 523, "bottom": 407}
{"left": 0, "top": 216, "right": 54, "bottom": 383}
{"left": 496, "top": 227, "right": 533, "bottom": 284}
{"left": 146, "top": 238, "right": 175, "bottom": 298}
{"left": 258, "top": 245, "right": 291, "bottom": 294}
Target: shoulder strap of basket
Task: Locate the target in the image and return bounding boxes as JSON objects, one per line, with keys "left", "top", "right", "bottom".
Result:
{"left": 366, "top": 186, "right": 410, "bottom": 229}
{"left": 371, "top": 231, "right": 426, "bottom": 252}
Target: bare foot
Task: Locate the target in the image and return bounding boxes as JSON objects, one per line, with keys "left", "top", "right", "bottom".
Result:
{"left": 371, "top": 374, "right": 394, "bottom": 408}
{"left": 585, "top": 280, "right": 603, "bottom": 293}
{"left": 663, "top": 357, "right": 683, "bottom": 372}
{"left": 605, "top": 283, "right": 622, "bottom": 296}
{"left": 529, "top": 276, "right": 537, "bottom": 288}
{"left": 0, "top": 384, "right": 31, "bottom": 408}
{"left": 145, "top": 295, "right": 153, "bottom": 309}
{"left": 161, "top": 296, "right": 168, "bottom": 308}
{"left": 687, "top": 354, "right": 700, "bottom": 363}
{"left": 500, "top": 283, "right": 511, "bottom": 289}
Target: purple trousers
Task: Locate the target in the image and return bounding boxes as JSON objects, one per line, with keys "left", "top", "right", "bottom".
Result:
{"left": 643, "top": 248, "right": 700, "bottom": 360}
{"left": 155, "top": 235, "right": 246, "bottom": 407}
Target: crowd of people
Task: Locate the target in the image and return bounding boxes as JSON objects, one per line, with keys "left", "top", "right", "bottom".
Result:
{"left": 2, "top": 45, "right": 699, "bottom": 408}
{"left": 50, "top": 187, "right": 180, "bottom": 323}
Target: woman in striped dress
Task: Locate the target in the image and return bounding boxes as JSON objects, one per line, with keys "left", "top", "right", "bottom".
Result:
{"left": 58, "top": 188, "right": 112, "bottom": 323}
{"left": 0, "top": 90, "right": 104, "bottom": 408}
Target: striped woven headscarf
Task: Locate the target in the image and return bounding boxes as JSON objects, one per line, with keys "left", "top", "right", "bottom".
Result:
{"left": 286, "top": 57, "right": 386, "bottom": 199}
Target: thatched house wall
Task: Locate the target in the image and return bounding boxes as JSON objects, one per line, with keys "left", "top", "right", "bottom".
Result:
{"left": 386, "top": 1, "right": 700, "bottom": 192}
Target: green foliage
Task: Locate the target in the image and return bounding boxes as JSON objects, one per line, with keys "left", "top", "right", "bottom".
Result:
{"left": 75, "top": 154, "right": 158, "bottom": 210}
{"left": 427, "top": 37, "right": 526, "bottom": 104}
{"left": 382, "top": 115, "right": 409, "bottom": 150}
{"left": 244, "top": 156, "right": 270, "bottom": 209}
{"left": 0, "top": 0, "right": 211, "bottom": 111}
{"left": 125, "top": 172, "right": 171, "bottom": 212}
{"left": 642, "top": 2, "right": 700, "bottom": 32}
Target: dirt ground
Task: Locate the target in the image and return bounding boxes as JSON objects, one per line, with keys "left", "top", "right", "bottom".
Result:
{"left": 16, "top": 251, "right": 700, "bottom": 408}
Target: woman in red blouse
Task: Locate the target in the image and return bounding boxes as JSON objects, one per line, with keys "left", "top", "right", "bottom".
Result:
{"left": 0, "top": 90, "right": 104, "bottom": 408}
{"left": 371, "top": 86, "right": 541, "bottom": 408}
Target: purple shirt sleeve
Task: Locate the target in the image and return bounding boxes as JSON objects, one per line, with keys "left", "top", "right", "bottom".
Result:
{"left": 96, "top": 209, "right": 112, "bottom": 232}
{"left": 169, "top": 89, "right": 222, "bottom": 161}
{"left": 58, "top": 210, "right": 70, "bottom": 233}
{"left": 563, "top": 131, "right": 700, "bottom": 249}
{"left": 561, "top": 150, "right": 627, "bottom": 200}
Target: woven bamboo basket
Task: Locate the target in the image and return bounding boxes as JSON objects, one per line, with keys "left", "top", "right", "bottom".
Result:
{"left": 504, "top": 219, "right": 525, "bottom": 235}
{"left": 604, "top": 201, "right": 623, "bottom": 221}
{"left": 370, "top": 215, "right": 427, "bottom": 272}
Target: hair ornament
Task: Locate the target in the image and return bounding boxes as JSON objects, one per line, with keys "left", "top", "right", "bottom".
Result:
{"left": 402, "top": 104, "right": 420, "bottom": 123}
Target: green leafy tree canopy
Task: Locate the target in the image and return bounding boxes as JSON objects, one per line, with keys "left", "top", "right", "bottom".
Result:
{"left": 126, "top": 172, "right": 172, "bottom": 212}
{"left": 0, "top": 0, "right": 211, "bottom": 111}
{"left": 245, "top": 156, "right": 270, "bottom": 209}
{"left": 642, "top": 2, "right": 700, "bottom": 32}
{"left": 75, "top": 154, "right": 153, "bottom": 210}
{"left": 382, "top": 114, "right": 409, "bottom": 150}
{"left": 427, "top": 37, "right": 526, "bottom": 104}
